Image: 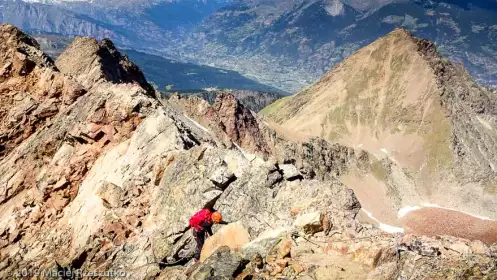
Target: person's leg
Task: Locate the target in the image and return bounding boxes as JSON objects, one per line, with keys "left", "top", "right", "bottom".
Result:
{"left": 193, "top": 229, "right": 206, "bottom": 261}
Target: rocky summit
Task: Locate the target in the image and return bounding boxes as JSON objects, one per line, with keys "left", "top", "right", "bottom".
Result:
{"left": 0, "top": 24, "right": 496, "bottom": 280}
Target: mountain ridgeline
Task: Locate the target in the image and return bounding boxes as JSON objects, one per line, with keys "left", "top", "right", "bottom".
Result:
{"left": 1, "top": 23, "right": 497, "bottom": 280}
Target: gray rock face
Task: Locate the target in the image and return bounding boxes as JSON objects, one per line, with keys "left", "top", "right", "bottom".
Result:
{"left": 190, "top": 246, "right": 247, "bottom": 280}
{"left": 241, "top": 227, "right": 289, "bottom": 259}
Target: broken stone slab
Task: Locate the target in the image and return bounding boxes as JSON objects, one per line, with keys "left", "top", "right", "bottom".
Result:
{"left": 293, "top": 212, "right": 324, "bottom": 235}
{"left": 0, "top": 61, "right": 12, "bottom": 76}
{"left": 190, "top": 246, "right": 248, "bottom": 280}
{"left": 291, "top": 242, "right": 315, "bottom": 258}
{"left": 242, "top": 227, "right": 290, "bottom": 259}
{"left": 352, "top": 243, "right": 397, "bottom": 268}
{"left": 200, "top": 221, "right": 251, "bottom": 262}
{"left": 34, "top": 99, "right": 58, "bottom": 118}
{"left": 279, "top": 164, "right": 302, "bottom": 181}
{"left": 277, "top": 238, "right": 293, "bottom": 259}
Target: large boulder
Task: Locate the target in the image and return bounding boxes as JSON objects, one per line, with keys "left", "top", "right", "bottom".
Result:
{"left": 190, "top": 246, "right": 248, "bottom": 280}
{"left": 200, "top": 222, "right": 251, "bottom": 262}
{"left": 280, "top": 164, "right": 302, "bottom": 181}
{"left": 293, "top": 212, "right": 324, "bottom": 235}
{"left": 241, "top": 227, "right": 290, "bottom": 259}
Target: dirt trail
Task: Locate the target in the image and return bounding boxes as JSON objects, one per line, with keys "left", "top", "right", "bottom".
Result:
{"left": 400, "top": 207, "right": 497, "bottom": 244}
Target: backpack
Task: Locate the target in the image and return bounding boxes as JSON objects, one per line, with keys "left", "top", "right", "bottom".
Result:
{"left": 189, "top": 208, "right": 212, "bottom": 230}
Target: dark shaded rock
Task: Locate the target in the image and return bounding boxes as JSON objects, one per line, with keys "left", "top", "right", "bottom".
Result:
{"left": 190, "top": 246, "right": 248, "bottom": 280}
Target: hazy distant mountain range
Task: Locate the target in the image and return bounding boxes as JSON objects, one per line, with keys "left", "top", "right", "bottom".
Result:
{"left": 2, "top": 0, "right": 496, "bottom": 92}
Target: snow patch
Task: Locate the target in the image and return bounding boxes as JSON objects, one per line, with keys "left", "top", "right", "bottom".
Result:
{"left": 397, "top": 206, "right": 421, "bottom": 218}
{"left": 361, "top": 209, "right": 404, "bottom": 233}
{"left": 232, "top": 142, "right": 256, "bottom": 162}
{"left": 380, "top": 148, "right": 389, "bottom": 154}
{"left": 183, "top": 115, "right": 209, "bottom": 133}
{"left": 324, "top": 0, "right": 344, "bottom": 16}
{"left": 476, "top": 116, "right": 493, "bottom": 131}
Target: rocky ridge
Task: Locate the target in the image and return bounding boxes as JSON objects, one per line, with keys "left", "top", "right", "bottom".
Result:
{"left": 0, "top": 24, "right": 495, "bottom": 280}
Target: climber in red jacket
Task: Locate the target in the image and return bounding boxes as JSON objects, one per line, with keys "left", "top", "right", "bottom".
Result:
{"left": 189, "top": 208, "right": 227, "bottom": 262}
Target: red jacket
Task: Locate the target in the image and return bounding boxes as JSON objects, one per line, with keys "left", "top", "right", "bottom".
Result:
{"left": 189, "top": 208, "right": 213, "bottom": 231}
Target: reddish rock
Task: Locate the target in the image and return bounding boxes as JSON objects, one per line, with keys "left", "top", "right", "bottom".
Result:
{"left": 274, "top": 259, "right": 288, "bottom": 270}
{"left": 277, "top": 238, "right": 292, "bottom": 259}
{"left": 49, "top": 194, "right": 70, "bottom": 211}
{"left": 29, "top": 208, "right": 44, "bottom": 223}
{"left": 290, "top": 261, "right": 304, "bottom": 274}
{"left": 102, "top": 222, "right": 126, "bottom": 235}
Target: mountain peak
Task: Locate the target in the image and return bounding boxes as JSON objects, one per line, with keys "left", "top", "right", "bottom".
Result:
{"left": 0, "top": 23, "right": 40, "bottom": 49}
{"left": 55, "top": 36, "right": 155, "bottom": 96}
{"left": 263, "top": 30, "right": 497, "bottom": 222}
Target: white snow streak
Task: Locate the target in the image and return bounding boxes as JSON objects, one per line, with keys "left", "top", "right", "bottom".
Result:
{"left": 398, "top": 203, "right": 497, "bottom": 221}
{"left": 361, "top": 209, "right": 405, "bottom": 233}
{"left": 183, "top": 115, "right": 209, "bottom": 133}
{"left": 397, "top": 206, "right": 422, "bottom": 218}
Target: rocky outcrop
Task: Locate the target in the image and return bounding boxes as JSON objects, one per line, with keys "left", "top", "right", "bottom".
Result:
{"left": 55, "top": 36, "right": 154, "bottom": 96}
{"left": 413, "top": 35, "right": 497, "bottom": 184}
{"left": 168, "top": 93, "right": 271, "bottom": 156}
{"left": 1, "top": 25, "right": 494, "bottom": 280}
{"left": 173, "top": 90, "right": 284, "bottom": 113}
{"left": 0, "top": 24, "right": 86, "bottom": 160}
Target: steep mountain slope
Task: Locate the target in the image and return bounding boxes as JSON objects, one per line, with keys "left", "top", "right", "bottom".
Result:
{"left": 173, "top": 0, "right": 497, "bottom": 92}
{"left": 0, "top": 24, "right": 85, "bottom": 159}
{"left": 55, "top": 37, "right": 155, "bottom": 94}
{"left": 1, "top": 0, "right": 231, "bottom": 50}
{"left": 1, "top": 24, "right": 496, "bottom": 280}
{"left": 262, "top": 29, "right": 497, "bottom": 223}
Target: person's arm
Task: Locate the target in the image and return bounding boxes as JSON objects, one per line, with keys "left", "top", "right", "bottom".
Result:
{"left": 200, "top": 221, "right": 213, "bottom": 236}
